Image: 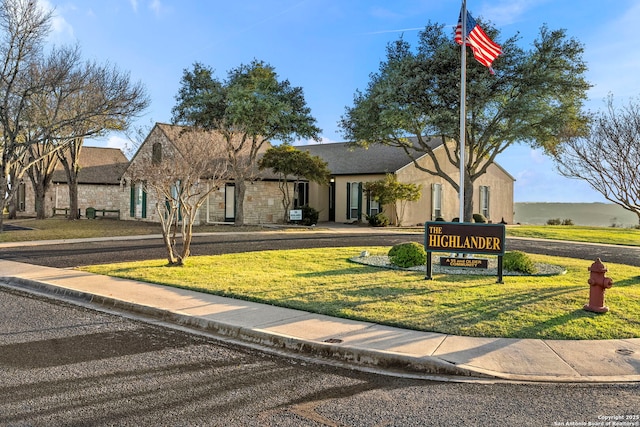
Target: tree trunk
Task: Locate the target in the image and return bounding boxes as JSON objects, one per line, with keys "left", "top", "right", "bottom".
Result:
{"left": 68, "top": 174, "right": 80, "bottom": 220}
{"left": 0, "top": 175, "right": 8, "bottom": 231}
{"left": 33, "top": 181, "right": 47, "bottom": 219}
{"left": 58, "top": 138, "right": 83, "bottom": 221}
{"left": 463, "top": 176, "right": 474, "bottom": 223}
{"left": 234, "top": 179, "right": 246, "bottom": 226}
{"left": 179, "top": 218, "right": 194, "bottom": 264}
{"left": 7, "top": 194, "right": 17, "bottom": 219}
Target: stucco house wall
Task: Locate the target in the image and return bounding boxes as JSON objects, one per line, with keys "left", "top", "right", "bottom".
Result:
{"left": 303, "top": 139, "right": 515, "bottom": 226}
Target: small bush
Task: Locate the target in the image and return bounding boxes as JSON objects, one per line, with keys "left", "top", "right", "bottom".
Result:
{"left": 367, "top": 213, "right": 390, "bottom": 227}
{"left": 300, "top": 205, "right": 319, "bottom": 226}
{"left": 473, "top": 213, "right": 487, "bottom": 223}
{"left": 562, "top": 218, "right": 574, "bottom": 226}
{"left": 503, "top": 251, "right": 537, "bottom": 274}
{"left": 388, "top": 242, "right": 426, "bottom": 268}
{"left": 546, "top": 218, "right": 562, "bottom": 225}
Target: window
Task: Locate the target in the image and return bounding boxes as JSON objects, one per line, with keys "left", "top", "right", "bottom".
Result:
{"left": 17, "top": 182, "right": 26, "bottom": 211}
{"left": 480, "top": 186, "right": 490, "bottom": 219}
{"left": 346, "top": 182, "right": 362, "bottom": 220}
{"left": 130, "top": 183, "right": 147, "bottom": 219}
{"left": 366, "top": 189, "right": 380, "bottom": 216}
{"left": 294, "top": 182, "right": 308, "bottom": 208}
{"left": 225, "top": 184, "right": 235, "bottom": 221}
{"left": 431, "top": 183, "right": 442, "bottom": 220}
{"left": 350, "top": 182, "right": 361, "bottom": 219}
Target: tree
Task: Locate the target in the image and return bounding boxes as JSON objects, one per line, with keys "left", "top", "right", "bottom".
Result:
{"left": 258, "top": 144, "right": 330, "bottom": 222}
{"left": 0, "top": 0, "right": 148, "bottom": 225}
{"left": 126, "top": 128, "right": 229, "bottom": 266}
{"left": 0, "top": 0, "right": 54, "bottom": 228}
{"left": 55, "top": 61, "right": 149, "bottom": 220}
{"left": 364, "top": 174, "right": 421, "bottom": 226}
{"left": 340, "top": 22, "right": 590, "bottom": 222}
{"left": 553, "top": 95, "right": 640, "bottom": 225}
{"left": 171, "top": 60, "right": 321, "bottom": 225}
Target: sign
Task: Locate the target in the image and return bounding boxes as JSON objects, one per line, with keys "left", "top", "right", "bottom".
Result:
{"left": 289, "top": 209, "right": 303, "bottom": 221}
{"left": 424, "top": 222, "right": 506, "bottom": 283}
{"left": 425, "top": 222, "right": 505, "bottom": 255}
{"left": 440, "top": 257, "right": 488, "bottom": 269}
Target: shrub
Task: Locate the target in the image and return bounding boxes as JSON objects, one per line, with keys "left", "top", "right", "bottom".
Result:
{"left": 434, "top": 216, "right": 445, "bottom": 222}
{"left": 546, "top": 218, "right": 562, "bottom": 225}
{"left": 367, "top": 213, "right": 390, "bottom": 227}
{"left": 300, "top": 205, "right": 319, "bottom": 226}
{"left": 562, "top": 218, "right": 574, "bottom": 226}
{"left": 388, "top": 242, "right": 426, "bottom": 268}
{"left": 473, "top": 213, "right": 487, "bottom": 223}
{"left": 503, "top": 250, "right": 537, "bottom": 274}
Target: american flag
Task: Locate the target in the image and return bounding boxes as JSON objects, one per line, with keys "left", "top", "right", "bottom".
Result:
{"left": 455, "top": 10, "right": 502, "bottom": 74}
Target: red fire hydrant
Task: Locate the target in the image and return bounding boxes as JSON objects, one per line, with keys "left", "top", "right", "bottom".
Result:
{"left": 583, "top": 258, "right": 613, "bottom": 313}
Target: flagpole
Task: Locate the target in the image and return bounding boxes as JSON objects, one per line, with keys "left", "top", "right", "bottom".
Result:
{"left": 459, "top": 0, "right": 467, "bottom": 223}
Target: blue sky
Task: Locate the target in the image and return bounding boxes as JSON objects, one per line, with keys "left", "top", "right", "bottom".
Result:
{"left": 41, "top": 0, "right": 640, "bottom": 203}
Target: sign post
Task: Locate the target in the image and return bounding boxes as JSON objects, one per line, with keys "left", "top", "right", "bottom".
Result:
{"left": 424, "top": 222, "right": 506, "bottom": 283}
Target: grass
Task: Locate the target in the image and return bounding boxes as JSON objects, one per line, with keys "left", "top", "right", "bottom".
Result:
{"left": 0, "top": 217, "right": 267, "bottom": 242}
{"left": 6, "top": 219, "right": 639, "bottom": 340}
{"left": 4, "top": 218, "right": 640, "bottom": 247}
{"left": 506, "top": 225, "right": 640, "bottom": 247}
{"left": 80, "top": 247, "right": 640, "bottom": 340}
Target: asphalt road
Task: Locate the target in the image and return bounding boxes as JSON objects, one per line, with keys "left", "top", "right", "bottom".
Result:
{"left": 2, "top": 230, "right": 639, "bottom": 267}
{"left": 2, "top": 285, "right": 639, "bottom": 426}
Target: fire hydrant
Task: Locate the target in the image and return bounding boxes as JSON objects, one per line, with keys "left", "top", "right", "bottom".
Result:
{"left": 583, "top": 258, "right": 613, "bottom": 313}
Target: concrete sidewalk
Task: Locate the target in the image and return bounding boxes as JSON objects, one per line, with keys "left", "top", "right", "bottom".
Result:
{"left": 1, "top": 259, "right": 639, "bottom": 383}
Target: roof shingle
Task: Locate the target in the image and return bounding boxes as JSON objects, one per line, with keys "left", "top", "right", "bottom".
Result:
{"left": 52, "top": 147, "right": 128, "bottom": 185}
{"left": 301, "top": 138, "right": 443, "bottom": 175}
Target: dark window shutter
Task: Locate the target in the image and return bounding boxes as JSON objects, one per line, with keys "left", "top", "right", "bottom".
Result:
{"left": 357, "top": 182, "right": 363, "bottom": 220}
{"left": 346, "top": 182, "right": 351, "bottom": 219}
{"left": 141, "top": 189, "right": 147, "bottom": 218}
{"left": 129, "top": 185, "right": 135, "bottom": 217}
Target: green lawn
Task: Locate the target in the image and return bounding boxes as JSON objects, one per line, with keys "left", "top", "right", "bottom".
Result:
{"left": 81, "top": 247, "right": 640, "bottom": 340}
{"left": 5, "top": 219, "right": 639, "bottom": 340}
{"left": 3, "top": 219, "right": 640, "bottom": 246}
{"left": 506, "top": 225, "right": 640, "bottom": 246}
{"left": 0, "top": 218, "right": 266, "bottom": 242}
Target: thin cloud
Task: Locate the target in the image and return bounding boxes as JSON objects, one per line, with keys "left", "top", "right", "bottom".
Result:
{"left": 149, "top": 0, "right": 162, "bottom": 16}
{"left": 362, "top": 27, "right": 423, "bottom": 35}
{"left": 293, "top": 136, "right": 335, "bottom": 146}
{"left": 478, "top": 0, "right": 549, "bottom": 26}
{"left": 36, "top": 0, "right": 74, "bottom": 42}
{"left": 585, "top": 2, "right": 640, "bottom": 103}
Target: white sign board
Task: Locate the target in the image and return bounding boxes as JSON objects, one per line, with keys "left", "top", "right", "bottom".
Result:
{"left": 289, "top": 209, "right": 303, "bottom": 221}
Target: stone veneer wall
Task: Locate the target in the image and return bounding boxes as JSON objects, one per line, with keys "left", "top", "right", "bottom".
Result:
{"left": 198, "top": 180, "right": 289, "bottom": 224}
{"left": 21, "top": 183, "right": 128, "bottom": 218}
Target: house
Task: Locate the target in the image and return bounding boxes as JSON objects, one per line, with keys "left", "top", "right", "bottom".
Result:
{"left": 122, "top": 123, "right": 286, "bottom": 225}
{"left": 17, "top": 146, "right": 129, "bottom": 218}
{"left": 301, "top": 139, "right": 515, "bottom": 225}
{"left": 23, "top": 123, "right": 513, "bottom": 226}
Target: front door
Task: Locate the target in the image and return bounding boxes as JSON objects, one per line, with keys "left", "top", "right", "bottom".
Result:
{"left": 225, "top": 184, "right": 235, "bottom": 222}
{"left": 329, "top": 181, "right": 335, "bottom": 221}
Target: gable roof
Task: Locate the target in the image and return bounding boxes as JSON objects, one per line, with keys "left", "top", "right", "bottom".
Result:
{"left": 130, "top": 122, "right": 280, "bottom": 181}
{"left": 301, "top": 137, "right": 443, "bottom": 175}
{"left": 52, "top": 146, "right": 128, "bottom": 185}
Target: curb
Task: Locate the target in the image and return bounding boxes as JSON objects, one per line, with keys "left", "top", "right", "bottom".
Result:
{"left": 3, "top": 277, "right": 494, "bottom": 380}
